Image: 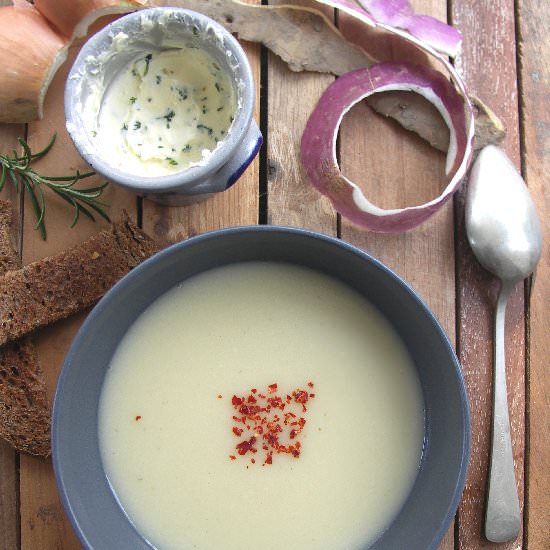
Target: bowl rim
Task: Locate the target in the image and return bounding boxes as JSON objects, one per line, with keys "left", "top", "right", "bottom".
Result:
{"left": 64, "top": 7, "right": 256, "bottom": 192}
{"left": 52, "top": 225, "right": 471, "bottom": 550}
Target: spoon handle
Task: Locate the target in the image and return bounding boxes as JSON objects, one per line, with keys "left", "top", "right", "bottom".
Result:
{"left": 485, "top": 281, "right": 521, "bottom": 543}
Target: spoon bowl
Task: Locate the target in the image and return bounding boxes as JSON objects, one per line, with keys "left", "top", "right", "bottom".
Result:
{"left": 466, "top": 145, "right": 542, "bottom": 543}
{"left": 466, "top": 145, "right": 542, "bottom": 281}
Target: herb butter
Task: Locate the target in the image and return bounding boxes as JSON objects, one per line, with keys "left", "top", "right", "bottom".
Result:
{"left": 96, "top": 47, "right": 236, "bottom": 176}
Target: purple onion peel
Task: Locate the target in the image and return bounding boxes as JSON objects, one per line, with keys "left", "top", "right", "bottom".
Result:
{"left": 357, "top": 0, "right": 462, "bottom": 57}
{"left": 300, "top": 63, "right": 474, "bottom": 233}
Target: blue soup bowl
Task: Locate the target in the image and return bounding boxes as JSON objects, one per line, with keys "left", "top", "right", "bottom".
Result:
{"left": 53, "top": 226, "right": 470, "bottom": 549}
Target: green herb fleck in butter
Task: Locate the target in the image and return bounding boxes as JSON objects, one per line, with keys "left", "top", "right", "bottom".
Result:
{"left": 96, "top": 48, "right": 236, "bottom": 176}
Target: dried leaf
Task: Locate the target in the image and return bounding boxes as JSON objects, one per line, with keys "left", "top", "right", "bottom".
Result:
{"left": 470, "top": 95, "right": 506, "bottom": 149}
{"left": 151, "top": 0, "right": 505, "bottom": 149}
{"left": 149, "top": 0, "right": 371, "bottom": 74}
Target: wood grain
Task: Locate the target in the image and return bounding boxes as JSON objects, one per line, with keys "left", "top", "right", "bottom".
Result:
{"left": 18, "top": 28, "right": 137, "bottom": 550}
{"left": 516, "top": 1, "right": 550, "bottom": 548}
{"left": 141, "top": 61, "right": 260, "bottom": 241}
{"left": 0, "top": 123, "right": 22, "bottom": 550}
{"left": 141, "top": 16, "right": 261, "bottom": 242}
{"left": 338, "top": 2, "right": 455, "bottom": 549}
{"left": 0, "top": 4, "right": 25, "bottom": 541}
{"left": 1, "top": 0, "right": 547, "bottom": 548}
{"left": 0, "top": 6, "right": 25, "bottom": 550}
{"left": 451, "top": 1, "right": 526, "bottom": 548}
{"left": 266, "top": 0, "right": 335, "bottom": 234}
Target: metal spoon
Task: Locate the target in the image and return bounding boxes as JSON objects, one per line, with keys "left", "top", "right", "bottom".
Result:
{"left": 465, "top": 145, "right": 542, "bottom": 543}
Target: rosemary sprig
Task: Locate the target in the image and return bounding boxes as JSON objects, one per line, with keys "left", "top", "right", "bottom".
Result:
{"left": 0, "top": 133, "right": 110, "bottom": 240}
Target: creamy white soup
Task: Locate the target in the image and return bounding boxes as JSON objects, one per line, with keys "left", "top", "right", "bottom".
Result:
{"left": 98, "top": 262, "right": 424, "bottom": 550}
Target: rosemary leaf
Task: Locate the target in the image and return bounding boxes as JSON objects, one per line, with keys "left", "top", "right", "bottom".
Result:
{"left": 42, "top": 172, "right": 96, "bottom": 183}
{"left": 0, "top": 165, "right": 6, "bottom": 192}
{"left": 73, "top": 202, "right": 97, "bottom": 224}
{"left": 22, "top": 176, "right": 46, "bottom": 240}
{"left": 8, "top": 169, "right": 19, "bottom": 193}
{"left": 51, "top": 190, "right": 81, "bottom": 227}
{"left": 13, "top": 133, "right": 56, "bottom": 162}
{"left": 0, "top": 133, "right": 111, "bottom": 240}
{"left": 18, "top": 138, "right": 33, "bottom": 171}
{"left": 79, "top": 199, "right": 111, "bottom": 223}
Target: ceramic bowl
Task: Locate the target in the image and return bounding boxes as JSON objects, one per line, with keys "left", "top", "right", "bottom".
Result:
{"left": 65, "top": 8, "right": 261, "bottom": 205}
{"left": 52, "top": 226, "right": 470, "bottom": 550}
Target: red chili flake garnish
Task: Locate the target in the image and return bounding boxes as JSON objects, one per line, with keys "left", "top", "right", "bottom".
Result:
{"left": 293, "top": 390, "right": 309, "bottom": 404}
{"left": 283, "top": 412, "right": 297, "bottom": 425}
{"left": 227, "top": 382, "right": 315, "bottom": 465}
{"left": 236, "top": 436, "right": 257, "bottom": 456}
{"left": 229, "top": 455, "right": 237, "bottom": 460}
{"left": 239, "top": 404, "right": 260, "bottom": 415}
{"left": 267, "top": 396, "right": 283, "bottom": 409}
{"left": 265, "top": 433, "right": 279, "bottom": 447}
{"left": 135, "top": 415, "right": 142, "bottom": 421}
{"left": 267, "top": 421, "right": 282, "bottom": 433}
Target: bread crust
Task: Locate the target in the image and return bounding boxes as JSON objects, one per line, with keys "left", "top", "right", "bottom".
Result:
{"left": 0, "top": 205, "right": 161, "bottom": 456}
{"left": 0, "top": 199, "right": 50, "bottom": 457}
{"left": 0, "top": 216, "right": 161, "bottom": 347}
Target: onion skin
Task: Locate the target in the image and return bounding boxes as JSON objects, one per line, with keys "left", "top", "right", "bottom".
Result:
{"left": 312, "top": 1, "right": 469, "bottom": 98}
{"left": 0, "top": 6, "right": 68, "bottom": 124}
{"left": 357, "top": 0, "right": 462, "bottom": 57}
{"left": 0, "top": 0, "right": 144, "bottom": 124}
{"left": 300, "top": 63, "right": 474, "bottom": 232}
{"left": 34, "top": 0, "right": 145, "bottom": 39}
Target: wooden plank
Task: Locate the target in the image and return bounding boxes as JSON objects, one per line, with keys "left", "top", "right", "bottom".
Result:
{"left": 516, "top": 1, "right": 550, "bottom": 548}
{"left": 0, "top": 5, "right": 25, "bottom": 543}
{"left": 141, "top": 6, "right": 261, "bottom": 242}
{"left": 267, "top": 0, "right": 335, "bottom": 234}
{"left": 0, "top": 11, "right": 23, "bottom": 548}
{"left": 0, "top": 438, "right": 18, "bottom": 550}
{"left": 338, "top": 1, "right": 455, "bottom": 549}
{"left": 18, "top": 26, "right": 137, "bottom": 550}
{"left": 451, "top": 2, "right": 525, "bottom": 548}
{"left": 0, "top": 122, "right": 22, "bottom": 550}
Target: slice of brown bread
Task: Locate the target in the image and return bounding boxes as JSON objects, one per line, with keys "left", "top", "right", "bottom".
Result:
{"left": 0, "top": 199, "right": 50, "bottom": 457}
{"left": 0, "top": 337, "right": 51, "bottom": 457}
{"left": 0, "top": 215, "right": 161, "bottom": 347}
{"left": 0, "top": 200, "right": 20, "bottom": 273}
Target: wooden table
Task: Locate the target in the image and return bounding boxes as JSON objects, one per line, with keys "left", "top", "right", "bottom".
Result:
{"left": 0, "top": 1, "right": 548, "bottom": 549}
